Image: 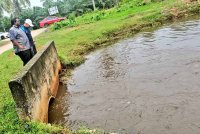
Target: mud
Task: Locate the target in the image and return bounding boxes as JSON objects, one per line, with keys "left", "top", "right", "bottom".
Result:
{"left": 49, "top": 19, "right": 200, "bottom": 133}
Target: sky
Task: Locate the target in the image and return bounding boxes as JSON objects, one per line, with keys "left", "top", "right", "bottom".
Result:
{"left": 30, "top": 0, "right": 43, "bottom": 7}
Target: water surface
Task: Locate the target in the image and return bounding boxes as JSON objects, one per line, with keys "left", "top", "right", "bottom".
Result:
{"left": 50, "top": 19, "right": 200, "bottom": 134}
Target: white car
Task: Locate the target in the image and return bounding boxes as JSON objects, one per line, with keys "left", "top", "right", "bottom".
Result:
{"left": 0, "top": 32, "right": 9, "bottom": 40}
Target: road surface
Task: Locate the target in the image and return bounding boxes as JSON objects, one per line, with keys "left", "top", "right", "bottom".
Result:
{"left": 0, "top": 28, "right": 46, "bottom": 55}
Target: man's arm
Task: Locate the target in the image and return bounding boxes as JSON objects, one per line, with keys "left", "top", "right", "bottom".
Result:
{"left": 11, "top": 40, "right": 25, "bottom": 49}
{"left": 9, "top": 29, "right": 25, "bottom": 49}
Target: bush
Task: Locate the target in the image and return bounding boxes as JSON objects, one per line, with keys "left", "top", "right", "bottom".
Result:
{"left": 52, "top": 10, "right": 108, "bottom": 30}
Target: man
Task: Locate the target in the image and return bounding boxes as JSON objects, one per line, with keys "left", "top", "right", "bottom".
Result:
{"left": 20, "top": 19, "right": 37, "bottom": 57}
{"left": 9, "top": 18, "right": 32, "bottom": 66}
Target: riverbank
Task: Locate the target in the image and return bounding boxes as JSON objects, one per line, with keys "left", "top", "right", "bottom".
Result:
{"left": 59, "top": 18, "right": 200, "bottom": 133}
{"left": 0, "top": 0, "right": 200, "bottom": 133}
{"left": 36, "top": 0, "right": 200, "bottom": 67}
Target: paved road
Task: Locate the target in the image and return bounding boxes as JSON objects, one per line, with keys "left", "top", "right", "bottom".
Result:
{"left": 0, "top": 28, "right": 46, "bottom": 55}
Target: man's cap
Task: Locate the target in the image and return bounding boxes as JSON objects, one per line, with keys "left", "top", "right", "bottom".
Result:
{"left": 25, "top": 19, "right": 34, "bottom": 27}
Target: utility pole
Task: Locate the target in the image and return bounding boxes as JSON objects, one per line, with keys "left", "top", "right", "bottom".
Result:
{"left": 92, "top": 0, "right": 96, "bottom": 11}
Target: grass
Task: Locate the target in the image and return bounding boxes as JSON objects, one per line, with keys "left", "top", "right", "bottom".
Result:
{"left": 37, "top": 0, "right": 200, "bottom": 66}
{"left": 0, "top": 51, "right": 67, "bottom": 133}
{"left": 0, "top": 0, "right": 200, "bottom": 133}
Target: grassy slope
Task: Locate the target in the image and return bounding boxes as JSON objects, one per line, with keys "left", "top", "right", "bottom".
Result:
{"left": 0, "top": 0, "right": 200, "bottom": 133}
{"left": 0, "top": 51, "right": 64, "bottom": 133}
{"left": 36, "top": 0, "right": 168, "bottom": 66}
{"left": 36, "top": 0, "right": 200, "bottom": 67}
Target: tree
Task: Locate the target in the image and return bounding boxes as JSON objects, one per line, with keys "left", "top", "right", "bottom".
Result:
{"left": 39, "top": 0, "right": 121, "bottom": 17}
{"left": 92, "top": 0, "right": 96, "bottom": 10}
{"left": 18, "top": 7, "right": 48, "bottom": 29}
{"left": 0, "top": 0, "right": 12, "bottom": 17}
{"left": 12, "top": 0, "right": 31, "bottom": 16}
{"left": 0, "top": 0, "right": 30, "bottom": 17}
{"left": 0, "top": 16, "right": 10, "bottom": 32}
{"left": 40, "top": 0, "right": 55, "bottom": 9}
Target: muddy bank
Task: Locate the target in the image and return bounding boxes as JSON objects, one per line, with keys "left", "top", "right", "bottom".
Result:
{"left": 49, "top": 19, "right": 200, "bottom": 133}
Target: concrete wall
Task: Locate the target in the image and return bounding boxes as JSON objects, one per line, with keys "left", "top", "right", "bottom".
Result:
{"left": 9, "top": 41, "right": 61, "bottom": 122}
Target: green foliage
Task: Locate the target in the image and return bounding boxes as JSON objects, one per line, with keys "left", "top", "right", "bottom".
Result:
{"left": 91, "top": 11, "right": 106, "bottom": 21}
{"left": 0, "top": 0, "right": 121, "bottom": 31}
{"left": 68, "top": 12, "right": 77, "bottom": 23}
{"left": 1, "top": 6, "right": 48, "bottom": 31}
{"left": 36, "top": 0, "right": 181, "bottom": 67}
{"left": 40, "top": 0, "right": 121, "bottom": 18}
{"left": 52, "top": 21, "right": 76, "bottom": 30}
{"left": 52, "top": 10, "right": 108, "bottom": 30}
{"left": 18, "top": 8, "right": 34, "bottom": 24}
{"left": 0, "top": 51, "right": 63, "bottom": 133}
{"left": 18, "top": 7, "right": 48, "bottom": 29}
{"left": 0, "top": 16, "right": 10, "bottom": 32}
{"left": 0, "top": 0, "right": 30, "bottom": 17}
{"left": 52, "top": 18, "right": 77, "bottom": 31}
{"left": 32, "top": 6, "right": 49, "bottom": 29}
{"left": 73, "top": 126, "right": 100, "bottom": 134}
{"left": 95, "top": 0, "right": 120, "bottom": 9}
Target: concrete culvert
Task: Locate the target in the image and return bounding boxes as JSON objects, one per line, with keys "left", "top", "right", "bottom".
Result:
{"left": 9, "top": 41, "right": 61, "bottom": 122}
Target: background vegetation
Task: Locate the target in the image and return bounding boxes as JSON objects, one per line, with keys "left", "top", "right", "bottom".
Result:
{"left": 0, "top": 0, "right": 121, "bottom": 31}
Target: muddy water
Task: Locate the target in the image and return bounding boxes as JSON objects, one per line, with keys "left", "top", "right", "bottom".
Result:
{"left": 49, "top": 19, "right": 200, "bottom": 133}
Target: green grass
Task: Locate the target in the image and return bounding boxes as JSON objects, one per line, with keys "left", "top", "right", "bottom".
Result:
{"left": 37, "top": 0, "right": 195, "bottom": 66}
{"left": 0, "top": 51, "right": 66, "bottom": 133}
{"left": 0, "top": 0, "right": 200, "bottom": 133}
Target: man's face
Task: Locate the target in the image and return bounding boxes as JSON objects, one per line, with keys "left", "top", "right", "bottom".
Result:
{"left": 24, "top": 23, "right": 30, "bottom": 28}
{"left": 15, "top": 19, "right": 20, "bottom": 26}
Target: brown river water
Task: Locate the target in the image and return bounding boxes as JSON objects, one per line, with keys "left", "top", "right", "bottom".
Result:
{"left": 49, "top": 19, "right": 200, "bottom": 134}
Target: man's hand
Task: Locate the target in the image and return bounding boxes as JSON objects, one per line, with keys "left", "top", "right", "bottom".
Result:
{"left": 18, "top": 44, "right": 25, "bottom": 49}
{"left": 12, "top": 40, "right": 25, "bottom": 50}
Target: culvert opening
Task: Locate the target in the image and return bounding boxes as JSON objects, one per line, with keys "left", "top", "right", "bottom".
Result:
{"left": 48, "top": 83, "right": 69, "bottom": 125}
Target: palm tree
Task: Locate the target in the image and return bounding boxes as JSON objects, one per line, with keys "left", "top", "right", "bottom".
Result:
{"left": 12, "top": 0, "right": 31, "bottom": 16}
{"left": 0, "top": 0, "right": 30, "bottom": 17}
{"left": 40, "top": 0, "right": 54, "bottom": 8}
{"left": 92, "top": 0, "right": 96, "bottom": 10}
{"left": 0, "top": 0, "right": 12, "bottom": 17}
{"left": 0, "top": 2, "right": 4, "bottom": 17}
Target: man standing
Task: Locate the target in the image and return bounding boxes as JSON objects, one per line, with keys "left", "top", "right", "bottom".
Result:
{"left": 20, "top": 19, "right": 37, "bottom": 57}
{"left": 9, "top": 18, "right": 32, "bottom": 66}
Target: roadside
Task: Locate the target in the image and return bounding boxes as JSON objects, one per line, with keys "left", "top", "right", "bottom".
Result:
{"left": 0, "top": 28, "right": 46, "bottom": 55}
{"left": 0, "top": 0, "right": 200, "bottom": 133}
{"left": 0, "top": 40, "right": 10, "bottom": 47}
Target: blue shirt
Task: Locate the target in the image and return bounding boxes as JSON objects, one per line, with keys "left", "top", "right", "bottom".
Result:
{"left": 20, "top": 25, "right": 34, "bottom": 46}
